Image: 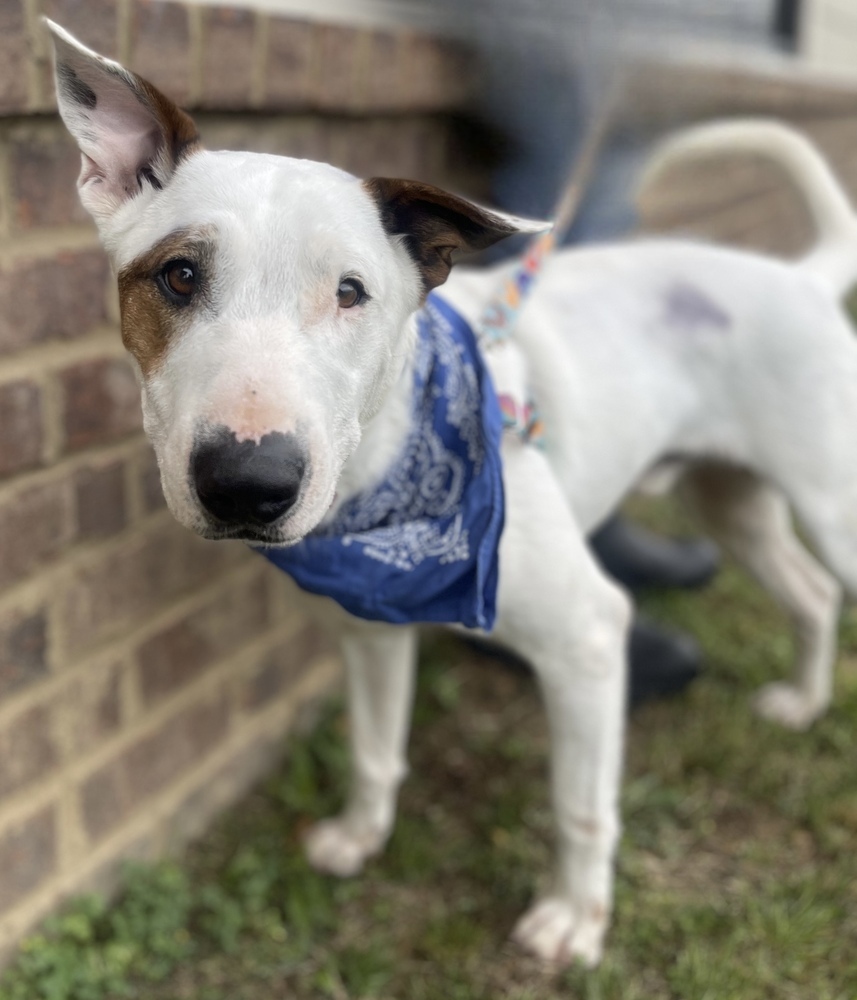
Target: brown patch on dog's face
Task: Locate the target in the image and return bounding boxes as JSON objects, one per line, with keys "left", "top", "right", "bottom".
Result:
{"left": 364, "top": 177, "right": 519, "bottom": 293}
{"left": 118, "top": 228, "right": 214, "bottom": 377}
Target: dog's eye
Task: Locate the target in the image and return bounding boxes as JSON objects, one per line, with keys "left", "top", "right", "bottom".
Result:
{"left": 160, "top": 259, "right": 198, "bottom": 302}
{"left": 337, "top": 278, "right": 367, "bottom": 309}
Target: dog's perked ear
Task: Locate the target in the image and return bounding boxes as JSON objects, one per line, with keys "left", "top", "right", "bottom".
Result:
{"left": 364, "top": 178, "right": 548, "bottom": 292}
{"left": 46, "top": 19, "right": 200, "bottom": 224}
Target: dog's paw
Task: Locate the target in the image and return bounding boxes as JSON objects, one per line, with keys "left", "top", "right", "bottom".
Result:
{"left": 752, "top": 682, "right": 825, "bottom": 730}
{"left": 511, "top": 897, "right": 607, "bottom": 968}
{"left": 303, "top": 818, "right": 385, "bottom": 877}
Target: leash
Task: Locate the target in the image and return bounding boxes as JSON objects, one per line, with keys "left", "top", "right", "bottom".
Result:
{"left": 475, "top": 91, "right": 617, "bottom": 442}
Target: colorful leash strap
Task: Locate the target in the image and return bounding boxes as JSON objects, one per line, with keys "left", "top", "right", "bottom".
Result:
{"left": 475, "top": 93, "right": 616, "bottom": 444}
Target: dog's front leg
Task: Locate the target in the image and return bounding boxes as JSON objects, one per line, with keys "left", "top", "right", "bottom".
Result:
{"left": 492, "top": 442, "right": 631, "bottom": 967}
{"left": 304, "top": 622, "right": 417, "bottom": 876}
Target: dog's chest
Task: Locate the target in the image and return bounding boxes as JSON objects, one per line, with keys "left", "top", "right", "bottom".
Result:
{"left": 261, "top": 295, "right": 506, "bottom": 629}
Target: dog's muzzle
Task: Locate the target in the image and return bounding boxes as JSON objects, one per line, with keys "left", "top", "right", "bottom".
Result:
{"left": 191, "top": 425, "right": 306, "bottom": 530}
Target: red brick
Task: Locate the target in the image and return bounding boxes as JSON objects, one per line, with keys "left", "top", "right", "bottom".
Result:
{"left": 0, "top": 251, "right": 111, "bottom": 356}
{"left": 130, "top": 1, "right": 192, "bottom": 105}
{"left": 199, "top": 117, "right": 334, "bottom": 162}
{"left": 0, "top": 606, "right": 49, "bottom": 697}
{"left": 335, "top": 118, "right": 445, "bottom": 183}
{"left": 62, "top": 660, "right": 123, "bottom": 758}
{"left": 0, "top": 805, "right": 57, "bottom": 912}
{"left": 74, "top": 459, "right": 127, "bottom": 540}
{"left": 0, "top": 2, "right": 28, "bottom": 115}
{"left": 265, "top": 18, "right": 315, "bottom": 109}
{"left": 0, "top": 380, "right": 44, "bottom": 479}
{"left": 139, "top": 573, "right": 269, "bottom": 707}
{"left": 61, "top": 520, "right": 249, "bottom": 655}
{"left": 200, "top": 8, "right": 256, "bottom": 109}
{"left": 80, "top": 689, "right": 229, "bottom": 844}
{"left": 42, "top": 0, "right": 118, "bottom": 59}
{"left": 364, "top": 30, "right": 410, "bottom": 112}
{"left": 126, "top": 688, "right": 229, "bottom": 796}
{"left": 394, "top": 119, "right": 446, "bottom": 183}
{"left": 0, "top": 481, "right": 73, "bottom": 592}
{"left": 242, "top": 624, "right": 330, "bottom": 712}
{"left": 79, "top": 757, "right": 125, "bottom": 844}
{"left": 332, "top": 120, "right": 383, "bottom": 177}
{"left": 405, "top": 35, "right": 473, "bottom": 110}
{"left": 60, "top": 357, "right": 142, "bottom": 453}
{"left": 265, "top": 121, "right": 332, "bottom": 163}
{"left": 9, "top": 132, "right": 89, "bottom": 230}
{"left": 139, "top": 446, "right": 166, "bottom": 513}
{"left": 0, "top": 704, "right": 59, "bottom": 799}
{"left": 312, "top": 23, "right": 363, "bottom": 111}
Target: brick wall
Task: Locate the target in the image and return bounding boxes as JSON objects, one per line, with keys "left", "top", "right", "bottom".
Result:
{"left": 0, "top": 0, "right": 484, "bottom": 955}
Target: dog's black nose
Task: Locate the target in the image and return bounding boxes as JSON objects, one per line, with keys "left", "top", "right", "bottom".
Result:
{"left": 191, "top": 427, "right": 306, "bottom": 527}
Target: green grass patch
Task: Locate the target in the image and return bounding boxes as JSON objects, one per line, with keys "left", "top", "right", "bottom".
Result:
{"left": 2, "top": 496, "right": 856, "bottom": 998}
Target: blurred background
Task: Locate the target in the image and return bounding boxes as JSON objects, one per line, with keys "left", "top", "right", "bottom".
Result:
{"left": 0, "top": 0, "right": 856, "bottom": 985}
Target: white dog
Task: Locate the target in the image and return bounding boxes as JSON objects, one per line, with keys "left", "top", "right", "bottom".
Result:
{"left": 49, "top": 19, "right": 856, "bottom": 968}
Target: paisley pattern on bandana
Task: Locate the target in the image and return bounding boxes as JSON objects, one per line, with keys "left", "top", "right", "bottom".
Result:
{"left": 260, "top": 294, "right": 505, "bottom": 630}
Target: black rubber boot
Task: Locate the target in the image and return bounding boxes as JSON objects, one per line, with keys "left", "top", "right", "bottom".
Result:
{"left": 627, "top": 618, "right": 702, "bottom": 709}
{"left": 590, "top": 515, "right": 719, "bottom": 592}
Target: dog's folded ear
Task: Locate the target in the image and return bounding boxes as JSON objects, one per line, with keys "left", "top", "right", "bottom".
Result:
{"left": 46, "top": 19, "right": 199, "bottom": 225}
{"left": 365, "top": 178, "right": 549, "bottom": 292}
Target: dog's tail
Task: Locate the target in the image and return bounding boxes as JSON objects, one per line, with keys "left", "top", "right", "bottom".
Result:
{"left": 637, "top": 119, "right": 857, "bottom": 297}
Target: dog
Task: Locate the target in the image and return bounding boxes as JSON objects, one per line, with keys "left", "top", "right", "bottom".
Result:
{"left": 48, "top": 19, "right": 857, "bottom": 968}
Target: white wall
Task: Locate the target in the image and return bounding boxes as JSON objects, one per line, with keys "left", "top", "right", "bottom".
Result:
{"left": 800, "top": 0, "right": 857, "bottom": 77}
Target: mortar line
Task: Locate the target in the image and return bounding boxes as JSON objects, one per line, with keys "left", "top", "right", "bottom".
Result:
{"left": 117, "top": 0, "right": 132, "bottom": 66}
{"left": 0, "top": 224, "right": 100, "bottom": 262}
{"left": 0, "top": 327, "right": 126, "bottom": 390}
{"left": 0, "top": 142, "right": 11, "bottom": 238}
{"left": 21, "top": 0, "right": 47, "bottom": 111}
{"left": 187, "top": 4, "right": 205, "bottom": 106}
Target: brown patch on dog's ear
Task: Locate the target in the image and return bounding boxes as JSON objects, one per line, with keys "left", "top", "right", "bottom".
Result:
{"left": 118, "top": 228, "right": 213, "bottom": 377}
{"left": 364, "top": 178, "right": 540, "bottom": 292}
{"left": 136, "top": 76, "right": 201, "bottom": 172}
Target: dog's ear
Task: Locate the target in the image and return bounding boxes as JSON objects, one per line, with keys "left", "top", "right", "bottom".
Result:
{"left": 46, "top": 19, "right": 200, "bottom": 225}
{"left": 365, "top": 178, "right": 549, "bottom": 291}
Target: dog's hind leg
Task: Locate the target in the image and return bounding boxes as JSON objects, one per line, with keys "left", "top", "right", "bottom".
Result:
{"left": 491, "top": 441, "right": 631, "bottom": 967}
{"left": 304, "top": 622, "right": 417, "bottom": 876}
{"left": 682, "top": 463, "right": 842, "bottom": 730}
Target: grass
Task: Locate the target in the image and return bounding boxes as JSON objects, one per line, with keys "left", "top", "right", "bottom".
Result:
{"left": 2, "top": 494, "right": 856, "bottom": 999}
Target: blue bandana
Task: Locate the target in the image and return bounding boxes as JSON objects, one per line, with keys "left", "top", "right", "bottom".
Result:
{"left": 260, "top": 293, "right": 505, "bottom": 629}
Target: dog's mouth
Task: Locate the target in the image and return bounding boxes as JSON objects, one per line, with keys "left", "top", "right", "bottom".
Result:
{"left": 189, "top": 480, "right": 335, "bottom": 548}
{"left": 195, "top": 521, "right": 307, "bottom": 546}
{"left": 199, "top": 525, "right": 281, "bottom": 543}
{"left": 190, "top": 492, "right": 310, "bottom": 543}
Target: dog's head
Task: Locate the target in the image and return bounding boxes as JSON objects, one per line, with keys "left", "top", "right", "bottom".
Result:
{"left": 49, "top": 21, "right": 541, "bottom": 545}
